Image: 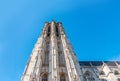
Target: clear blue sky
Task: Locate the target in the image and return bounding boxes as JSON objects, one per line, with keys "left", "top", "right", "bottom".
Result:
{"left": 0, "top": 0, "right": 120, "bottom": 81}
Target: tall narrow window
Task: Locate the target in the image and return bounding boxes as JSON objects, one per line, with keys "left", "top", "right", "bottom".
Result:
{"left": 56, "top": 26, "right": 59, "bottom": 37}
{"left": 43, "top": 51, "right": 49, "bottom": 65}
{"left": 42, "top": 74, "right": 48, "bottom": 81}
{"left": 60, "top": 74, "right": 66, "bottom": 81}
{"left": 58, "top": 52, "right": 65, "bottom": 66}
{"left": 47, "top": 27, "right": 50, "bottom": 37}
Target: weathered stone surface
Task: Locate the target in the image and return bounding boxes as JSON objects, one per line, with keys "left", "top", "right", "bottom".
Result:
{"left": 21, "top": 21, "right": 120, "bottom": 81}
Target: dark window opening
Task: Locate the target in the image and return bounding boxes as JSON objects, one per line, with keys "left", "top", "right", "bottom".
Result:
{"left": 56, "top": 27, "right": 59, "bottom": 37}
{"left": 42, "top": 74, "right": 48, "bottom": 81}
{"left": 60, "top": 74, "right": 66, "bottom": 81}
{"left": 47, "top": 27, "right": 50, "bottom": 37}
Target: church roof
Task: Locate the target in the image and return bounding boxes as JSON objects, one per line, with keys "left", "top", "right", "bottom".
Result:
{"left": 79, "top": 61, "right": 119, "bottom": 66}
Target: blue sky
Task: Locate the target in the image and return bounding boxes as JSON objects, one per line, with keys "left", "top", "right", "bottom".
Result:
{"left": 0, "top": 0, "right": 120, "bottom": 81}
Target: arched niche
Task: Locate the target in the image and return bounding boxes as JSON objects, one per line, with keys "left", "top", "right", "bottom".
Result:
{"left": 84, "top": 71, "right": 95, "bottom": 81}
{"left": 40, "top": 72, "right": 48, "bottom": 81}
{"left": 60, "top": 73, "right": 66, "bottom": 81}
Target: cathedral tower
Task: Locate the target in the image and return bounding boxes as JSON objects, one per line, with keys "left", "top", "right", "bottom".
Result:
{"left": 21, "top": 21, "right": 82, "bottom": 81}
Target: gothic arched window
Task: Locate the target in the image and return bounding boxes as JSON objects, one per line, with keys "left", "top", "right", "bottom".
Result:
{"left": 42, "top": 74, "right": 48, "bottom": 81}
{"left": 84, "top": 71, "right": 95, "bottom": 81}
{"left": 84, "top": 71, "right": 91, "bottom": 77}
{"left": 60, "top": 74, "right": 66, "bottom": 81}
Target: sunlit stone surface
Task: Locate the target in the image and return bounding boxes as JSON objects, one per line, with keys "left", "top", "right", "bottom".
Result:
{"left": 21, "top": 21, "right": 120, "bottom": 81}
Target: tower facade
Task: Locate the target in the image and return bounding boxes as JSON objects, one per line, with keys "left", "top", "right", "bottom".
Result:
{"left": 21, "top": 21, "right": 82, "bottom": 81}
{"left": 21, "top": 21, "right": 120, "bottom": 81}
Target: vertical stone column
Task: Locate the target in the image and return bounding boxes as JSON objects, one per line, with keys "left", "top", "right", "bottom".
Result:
{"left": 59, "top": 24, "right": 80, "bottom": 81}
{"left": 67, "top": 38, "right": 83, "bottom": 81}
{"left": 49, "top": 21, "right": 59, "bottom": 81}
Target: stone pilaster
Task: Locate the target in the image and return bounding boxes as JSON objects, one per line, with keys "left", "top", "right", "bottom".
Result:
{"left": 59, "top": 25, "right": 80, "bottom": 81}
{"left": 49, "top": 21, "right": 59, "bottom": 81}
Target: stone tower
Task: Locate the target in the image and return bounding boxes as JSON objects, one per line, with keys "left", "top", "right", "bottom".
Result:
{"left": 21, "top": 21, "right": 82, "bottom": 81}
